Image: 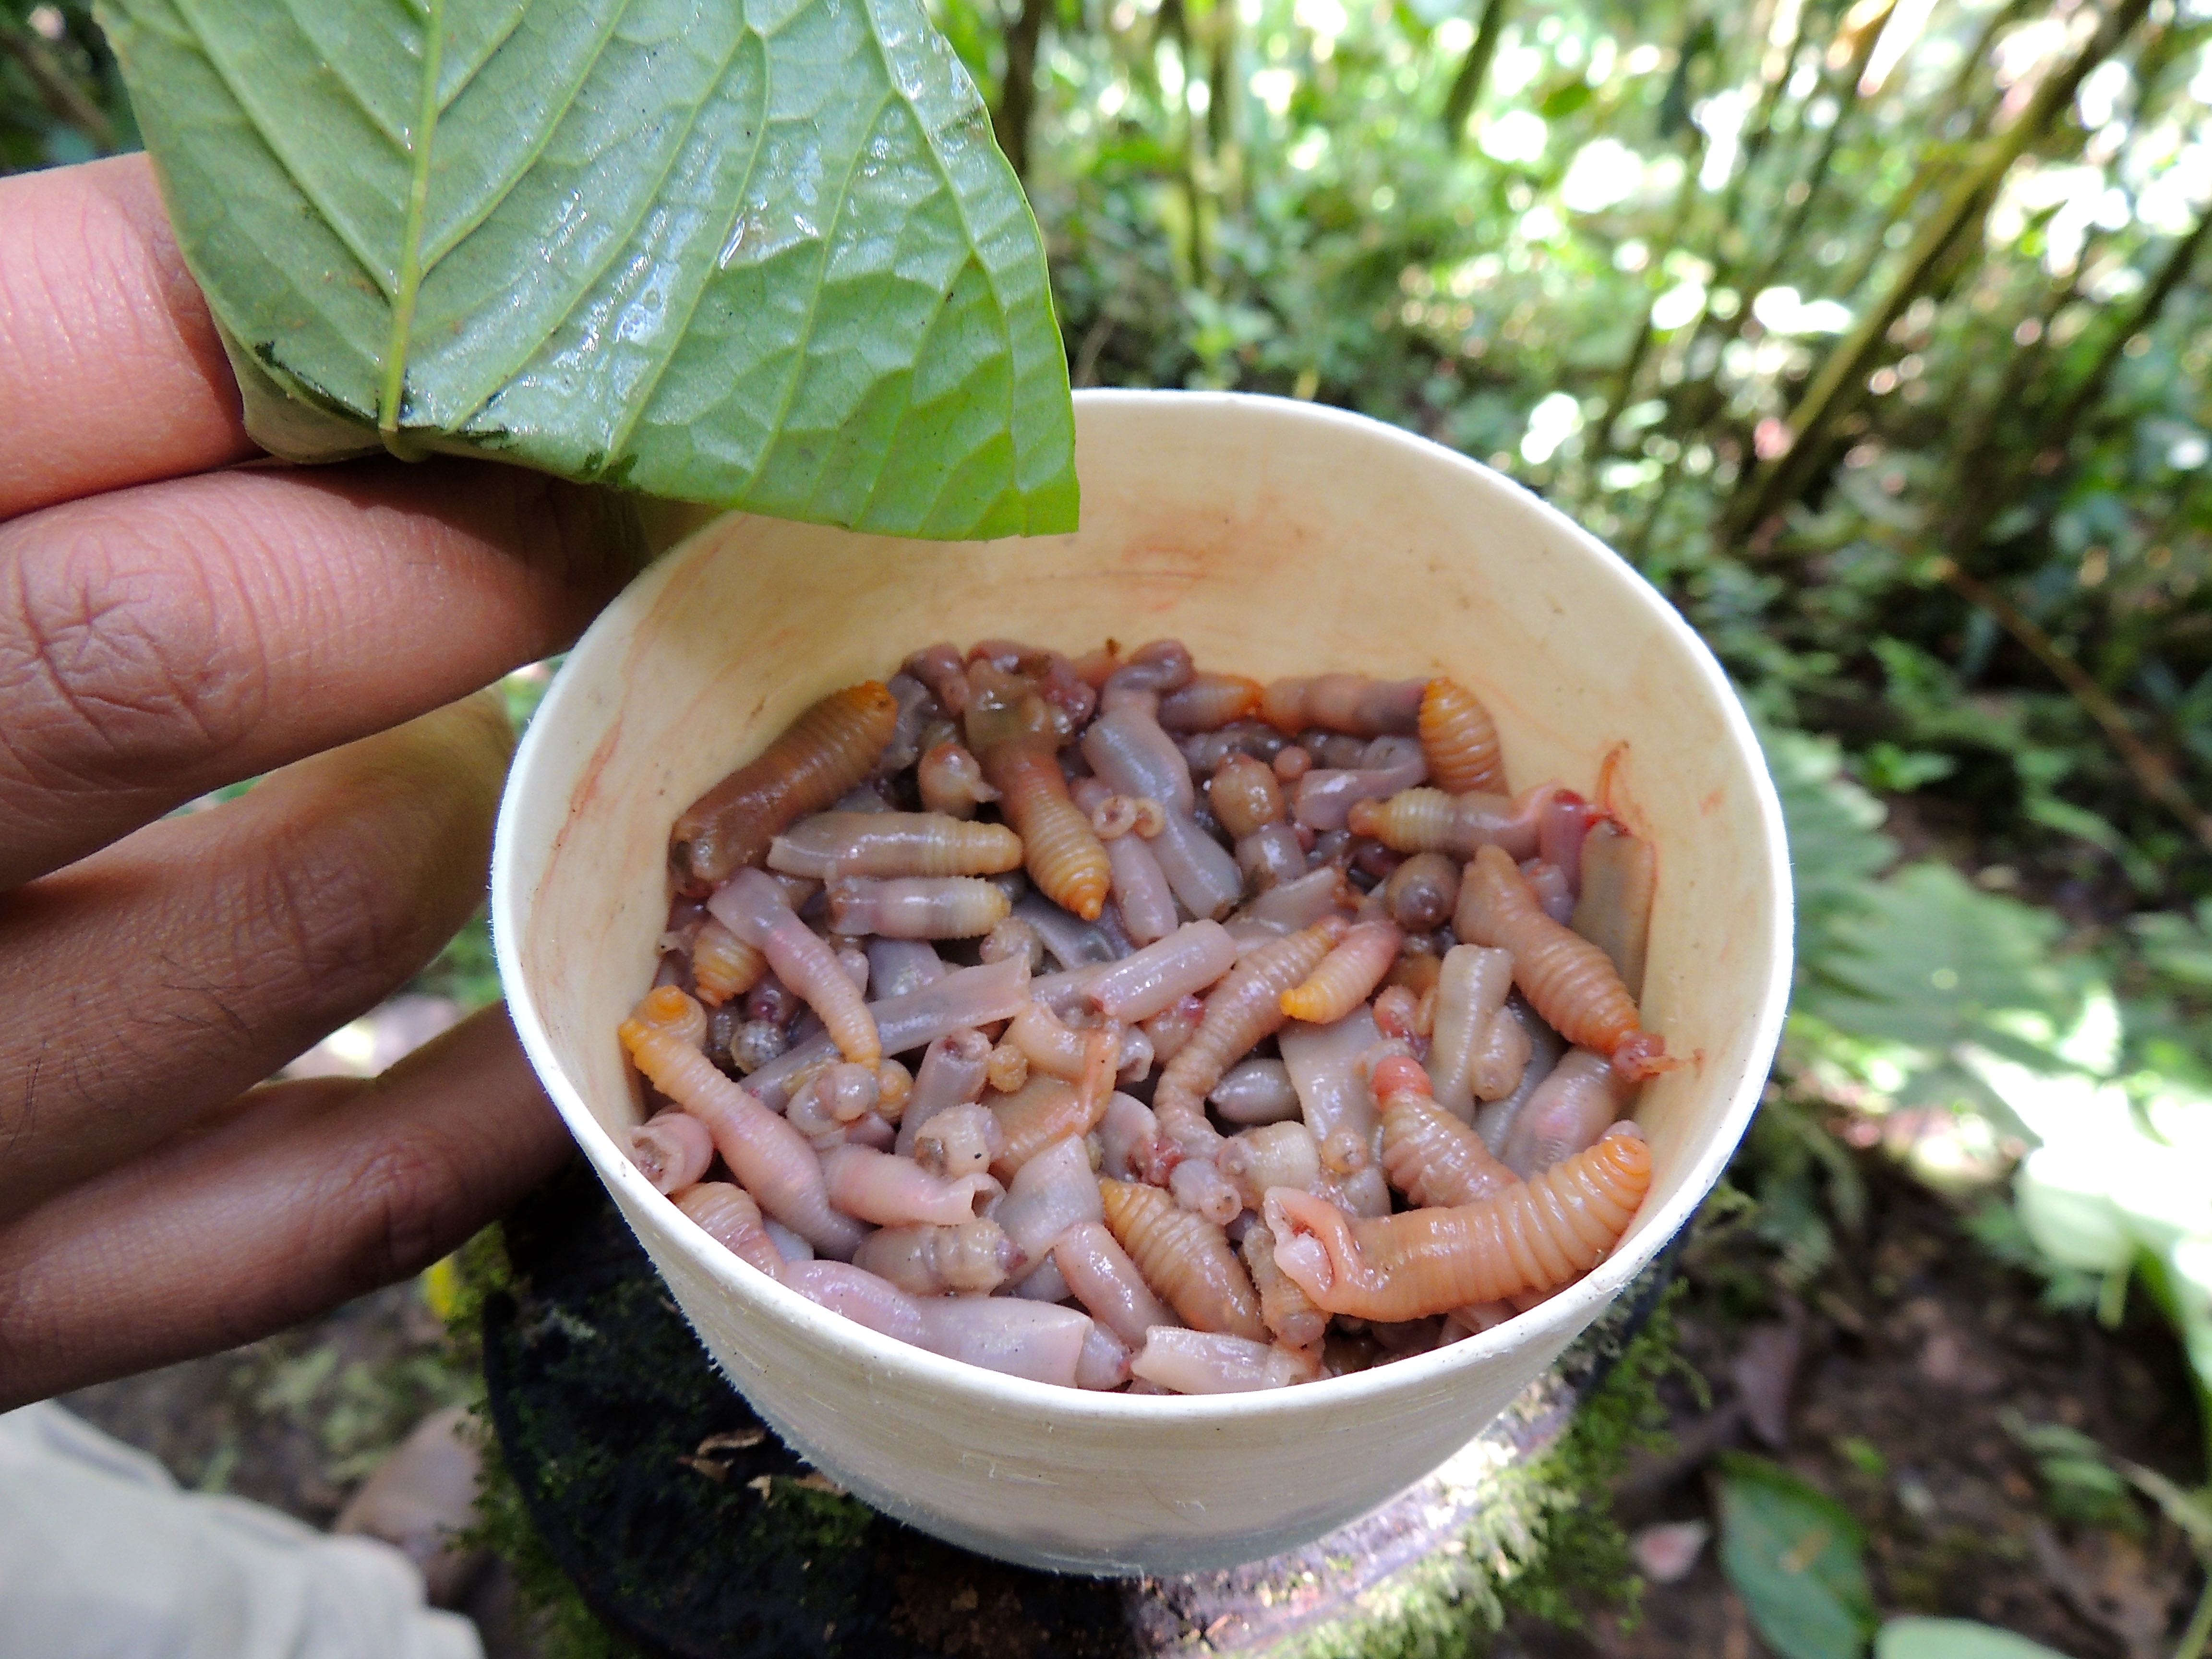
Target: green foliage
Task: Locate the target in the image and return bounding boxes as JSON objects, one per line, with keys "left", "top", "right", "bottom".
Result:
{"left": 1271, "top": 1293, "right": 1683, "bottom": 1659}
{"left": 1739, "top": 1094, "right": 1869, "bottom": 1291}
{"left": 2002, "top": 1411, "right": 2146, "bottom": 1534}
{"left": 1762, "top": 721, "right": 1896, "bottom": 979}
{"left": 469, "top": 1430, "right": 650, "bottom": 1659}
{"left": 1, "top": 1, "right": 132, "bottom": 168}
{"left": 96, "top": 0, "right": 1077, "bottom": 538}
{"left": 1010, "top": 0, "right": 2211, "bottom": 907}
{"left": 1712, "top": 1458, "right": 2097, "bottom": 1659}
{"left": 1490, "top": 1294, "right": 1687, "bottom": 1633}
{"left": 2136, "top": 902, "right": 2212, "bottom": 997}
{"left": 1799, "top": 861, "right": 2077, "bottom": 1074}
{"left": 438, "top": 1226, "right": 648, "bottom": 1659}
{"left": 1961, "top": 1197, "right": 2104, "bottom": 1316}
{"left": 1715, "top": 1453, "right": 1877, "bottom": 1659}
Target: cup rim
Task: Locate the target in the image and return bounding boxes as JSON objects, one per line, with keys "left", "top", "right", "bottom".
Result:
{"left": 492, "top": 386, "right": 1794, "bottom": 1426}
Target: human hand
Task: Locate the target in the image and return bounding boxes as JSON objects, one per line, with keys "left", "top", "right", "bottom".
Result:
{"left": 0, "top": 156, "right": 650, "bottom": 1407}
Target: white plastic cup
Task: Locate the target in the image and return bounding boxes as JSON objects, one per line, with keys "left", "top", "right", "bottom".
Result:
{"left": 492, "top": 390, "right": 1792, "bottom": 1575}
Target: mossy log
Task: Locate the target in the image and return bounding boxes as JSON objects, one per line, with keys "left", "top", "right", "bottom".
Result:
{"left": 457, "top": 1161, "right": 1683, "bottom": 1659}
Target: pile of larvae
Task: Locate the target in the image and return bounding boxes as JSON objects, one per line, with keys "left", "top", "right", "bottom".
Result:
{"left": 623, "top": 639, "right": 1664, "bottom": 1395}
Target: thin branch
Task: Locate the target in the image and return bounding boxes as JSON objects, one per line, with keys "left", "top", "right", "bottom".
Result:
{"left": 1072, "top": 298, "right": 1123, "bottom": 386}
{"left": 1828, "top": 0, "right": 2034, "bottom": 299}
{"left": 1930, "top": 556, "right": 2212, "bottom": 854}
{"left": 992, "top": 0, "right": 1053, "bottom": 180}
{"left": 1204, "top": 0, "right": 1242, "bottom": 216}
{"left": 2034, "top": 209, "right": 2212, "bottom": 460}
{"left": 1589, "top": 153, "right": 1703, "bottom": 463}
{"left": 1939, "top": 211, "right": 2208, "bottom": 563}
{"left": 2175, "top": 1571, "right": 2212, "bottom": 1659}
{"left": 1933, "top": 273, "right": 2080, "bottom": 549}
{"left": 1670, "top": 7, "right": 1893, "bottom": 435}
{"left": 0, "top": 22, "right": 117, "bottom": 150}
{"left": 1440, "top": 0, "right": 1513, "bottom": 147}
{"left": 1724, "top": 0, "right": 2155, "bottom": 540}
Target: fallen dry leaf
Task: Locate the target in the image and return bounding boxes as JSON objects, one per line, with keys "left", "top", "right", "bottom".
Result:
{"left": 1631, "top": 1518, "right": 1713, "bottom": 1584}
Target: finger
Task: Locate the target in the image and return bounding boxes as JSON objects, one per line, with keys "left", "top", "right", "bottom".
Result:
{"left": 0, "top": 692, "right": 513, "bottom": 1214}
{"left": 0, "top": 457, "right": 645, "bottom": 890}
{"left": 0, "top": 155, "right": 254, "bottom": 520}
{"left": 0, "top": 1006, "right": 574, "bottom": 1407}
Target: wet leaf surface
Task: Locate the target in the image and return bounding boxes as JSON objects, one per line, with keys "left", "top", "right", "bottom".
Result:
{"left": 1715, "top": 1452, "right": 1877, "bottom": 1659}
{"left": 99, "top": 0, "right": 1077, "bottom": 538}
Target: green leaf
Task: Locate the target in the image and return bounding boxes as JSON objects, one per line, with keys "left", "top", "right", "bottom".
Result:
{"left": 1756, "top": 721, "right": 1894, "bottom": 977}
{"left": 1876, "top": 1618, "right": 2075, "bottom": 1659}
{"left": 98, "top": 0, "right": 1078, "bottom": 540}
{"left": 1794, "top": 863, "right": 2077, "bottom": 1062}
{"left": 1539, "top": 79, "right": 1593, "bottom": 120}
{"left": 1716, "top": 1454, "right": 1876, "bottom": 1659}
{"left": 2133, "top": 901, "right": 2212, "bottom": 993}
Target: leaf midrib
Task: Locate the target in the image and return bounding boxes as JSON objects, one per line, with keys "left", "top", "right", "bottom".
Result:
{"left": 377, "top": 0, "right": 446, "bottom": 444}
{"left": 420, "top": 0, "right": 622, "bottom": 271}
{"left": 847, "top": 0, "right": 1023, "bottom": 529}
{"left": 169, "top": 0, "right": 392, "bottom": 296}
{"left": 595, "top": 21, "right": 769, "bottom": 463}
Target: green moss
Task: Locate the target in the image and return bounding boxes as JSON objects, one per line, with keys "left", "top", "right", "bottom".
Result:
{"left": 436, "top": 1225, "right": 644, "bottom": 1659}
{"left": 441, "top": 1211, "right": 1684, "bottom": 1659}
{"left": 1247, "top": 1289, "right": 1685, "bottom": 1659}
{"left": 468, "top": 1423, "right": 651, "bottom": 1659}
{"left": 761, "top": 1479, "right": 878, "bottom": 1558}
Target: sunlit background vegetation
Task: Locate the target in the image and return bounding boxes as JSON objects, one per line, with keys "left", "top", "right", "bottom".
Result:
{"left": 6, "top": 0, "right": 2211, "bottom": 1650}
{"left": 944, "top": 0, "right": 2212, "bottom": 1457}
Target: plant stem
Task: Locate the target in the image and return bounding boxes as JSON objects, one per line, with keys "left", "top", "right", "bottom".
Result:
{"left": 1589, "top": 151, "right": 1702, "bottom": 463}
{"left": 1929, "top": 556, "right": 2212, "bottom": 854}
{"left": 0, "top": 20, "right": 116, "bottom": 150}
{"left": 1440, "top": 0, "right": 1513, "bottom": 147}
{"left": 1724, "top": 0, "right": 2154, "bottom": 541}
{"left": 993, "top": 0, "right": 1053, "bottom": 180}
{"left": 1207, "top": 0, "right": 1239, "bottom": 187}
{"left": 1938, "top": 209, "right": 2206, "bottom": 571}
{"left": 378, "top": 0, "right": 446, "bottom": 456}
{"left": 2034, "top": 209, "right": 2212, "bottom": 463}
{"left": 1831, "top": 0, "right": 2033, "bottom": 301}
{"left": 1671, "top": 7, "right": 1889, "bottom": 436}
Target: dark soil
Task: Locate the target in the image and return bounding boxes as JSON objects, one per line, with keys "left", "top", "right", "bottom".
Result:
{"left": 1506, "top": 1153, "right": 2208, "bottom": 1659}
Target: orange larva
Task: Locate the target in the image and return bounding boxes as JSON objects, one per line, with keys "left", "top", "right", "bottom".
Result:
{"left": 1456, "top": 844, "right": 1667, "bottom": 1079}
{"left": 691, "top": 919, "right": 768, "bottom": 1007}
{"left": 1375, "top": 1063, "right": 1518, "bottom": 1209}
{"left": 1206, "top": 754, "right": 1286, "bottom": 838}
{"left": 632, "top": 982, "right": 708, "bottom": 1047}
{"left": 675, "top": 1182, "right": 786, "bottom": 1277}
{"left": 982, "top": 745, "right": 1112, "bottom": 921}
{"left": 1242, "top": 1220, "right": 1328, "bottom": 1347}
{"left": 1346, "top": 787, "right": 1540, "bottom": 860}
{"left": 1419, "top": 677, "right": 1505, "bottom": 794}
{"left": 1265, "top": 1121, "right": 1651, "bottom": 1320}
{"left": 985, "top": 1040, "right": 1030, "bottom": 1094}
{"left": 1158, "top": 672, "right": 1265, "bottom": 732}
{"left": 1279, "top": 920, "right": 1403, "bottom": 1024}
{"left": 670, "top": 682, "right": 900, "bottom": 892}
{"left": 988, "top": 1074, "right": 1107, "bottom": 1181}
{"left": 1152, "top": 914, "right": 1349, "bottom": 1159}
{"left": 916, "top": 741, "right": 998, "bottom": 818}
{"left": 1099, "top": 1178, "right": 1267, "bottom": 1341}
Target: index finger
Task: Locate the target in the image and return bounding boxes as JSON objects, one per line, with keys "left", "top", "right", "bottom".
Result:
{"left": 0, "top": 154, "right": 255, "bottom": 520}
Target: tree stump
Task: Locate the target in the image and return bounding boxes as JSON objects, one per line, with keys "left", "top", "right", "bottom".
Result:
{"left": 479, "top": 1161, "right": 1681, "bottom": 1658}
